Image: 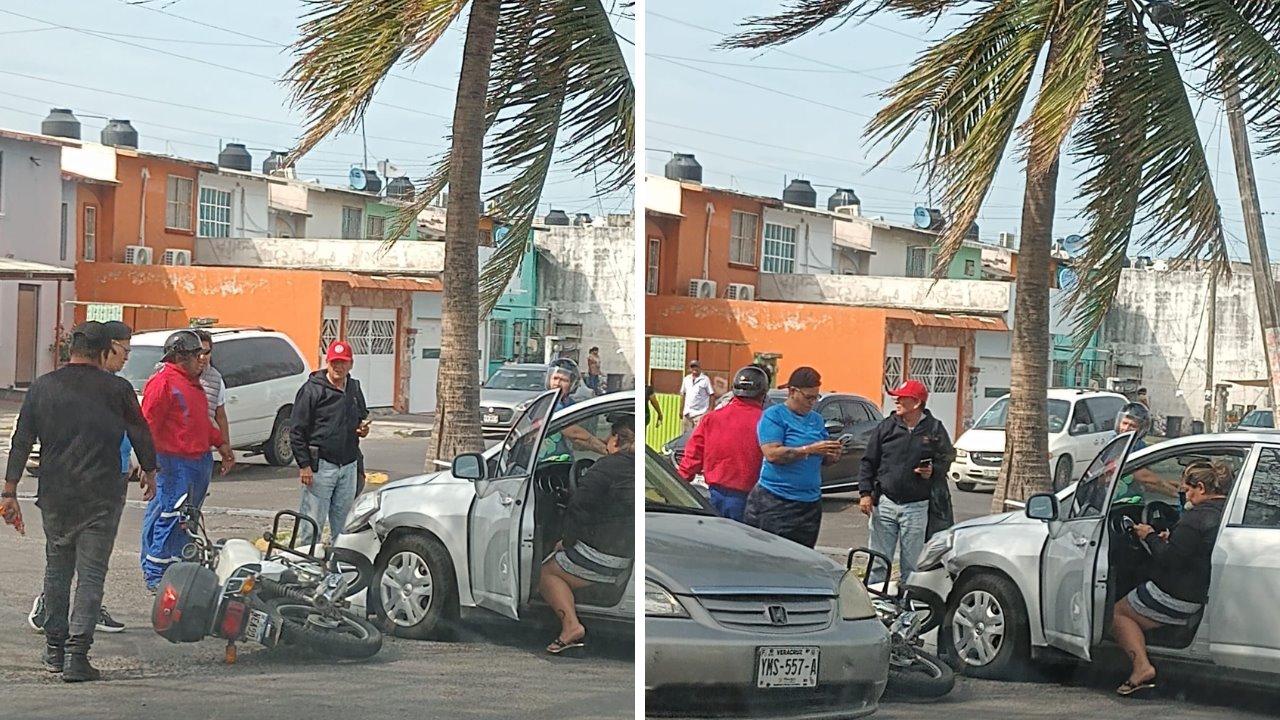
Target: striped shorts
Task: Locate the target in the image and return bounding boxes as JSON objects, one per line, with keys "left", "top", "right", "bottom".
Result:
{"left": 1127, "top": 581, "right": 1203, "bottom": 626}
{"left": 552, "top": 541, "right": 631, "bottom": 585}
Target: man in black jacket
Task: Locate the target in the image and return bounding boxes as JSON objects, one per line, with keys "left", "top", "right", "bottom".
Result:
{"left": 538, "top": 412, "right": 634, "bottom": 654}
{"left": 858, "top": 380, "right": 954, "bottom": 588}
{"left": 289, "top": 341, "right": 369, "bottom": 547}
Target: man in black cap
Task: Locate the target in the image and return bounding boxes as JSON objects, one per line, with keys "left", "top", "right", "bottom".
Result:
{"left": 4, "top": 321, "right": 157, "bottom": 681}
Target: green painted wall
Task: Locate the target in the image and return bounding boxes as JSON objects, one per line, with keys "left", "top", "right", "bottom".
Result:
{"left": 364, "top": 201, "right": 419, "bottom": 241}
{"left": 943, "top": 245, "right": 984, "bottom": 280}
{"left": 486, "top": 226, "right": 541, "bottom": 376}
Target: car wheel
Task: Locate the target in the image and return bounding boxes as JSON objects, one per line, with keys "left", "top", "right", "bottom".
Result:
{"left": 945, "top": 573, "right": 1030, "bottom": 680}
{"left": 1052, "top": 456, "right": 1073, "bottom": 493}
{"left": 262, "top": 408, "right": 294, "bottom": 467}
{"left": 955, "top": 481, "right": 976, "bottom": 492}
{"left": 371, "top": 533, "right": 458, "bottom": 640}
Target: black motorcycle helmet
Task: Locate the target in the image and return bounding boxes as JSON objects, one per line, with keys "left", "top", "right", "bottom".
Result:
{"left": 1115, "top": 402, "right": 1151, "bottom": 440}
{"left": 162, "top": 329, "right": 204, "bottom": 362}
{"left": 731, "top": 365, "right": 770, "bottom": 400}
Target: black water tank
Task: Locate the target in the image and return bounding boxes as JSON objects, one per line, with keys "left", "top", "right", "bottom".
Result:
{"left": 827, "top": 188, "right": 859, "bottom": 211}
{"left": 664, "top": 153, "right": 702, "bottom": 183}
{"left": 966, "top": 221, "right": 980, "bottom": 241}
{"left": 263, "top": 150, "right": 288, "bottom": 175}
{"left": 101, "top": 119, "right": 138, "bottom": 149}
{"left": 574, "top": 213, "right": 591, "bottom": 226}
{"left": 41, "top": 108, "right": 81, "bottom": 140}
{"left": 385, "top": 176, "right": 415, "bottom": 199}
{"left": 783, "top": 179, "right": 817, "bottom": 208}
{"left": 218, "top": 143, "right": 252, "bottom": 171}
{"left": 544, "top": 209, "right": 570, "bottom": 226}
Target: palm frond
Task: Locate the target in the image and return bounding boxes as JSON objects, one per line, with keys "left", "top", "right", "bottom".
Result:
{"left": 285, "top": 0, "right": 468, "bottom": 163}
{"left": 720, "top": 0, "right": 965, "bottom": 50}
{"left": 864, "top": 0, "right": 1055, "bottom": 275}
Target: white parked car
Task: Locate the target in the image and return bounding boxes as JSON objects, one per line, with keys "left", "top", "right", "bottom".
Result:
{"left": 336, "top": 390, "right": 635, "bottom": 638}
{"left": 951, "top": 389, "right": 1130, "bottom": 492}
{"left": 908, "top": 431, "right": 1280, "bottom": 686}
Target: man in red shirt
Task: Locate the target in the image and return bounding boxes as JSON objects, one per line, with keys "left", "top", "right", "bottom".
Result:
{"left": 677, "top": 365, "right": 769, "bottom": 522}
{"left": 139, "top": 330, "right": 235, "bottom": 591}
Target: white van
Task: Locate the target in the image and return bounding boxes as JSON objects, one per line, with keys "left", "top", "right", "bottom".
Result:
{"left": 950, "top": 388, "right": 1130, "bottom": 492}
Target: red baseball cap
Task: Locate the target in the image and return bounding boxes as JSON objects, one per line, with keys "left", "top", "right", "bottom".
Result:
{"left": 326, "top": 340, "right": 354, "bottom": 364}
{"left": 888, "top": 379, "right": 928, "bottom": 404}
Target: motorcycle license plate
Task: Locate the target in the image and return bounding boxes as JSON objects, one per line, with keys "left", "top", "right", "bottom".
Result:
{"left": 483, "top": 414, "right": 500, "bottom": 424}
{"left": 756, "top": 647, "right": 819, "bottom": 689}
{"left": 244, "top": 609, "right": 274, "bottom": 644}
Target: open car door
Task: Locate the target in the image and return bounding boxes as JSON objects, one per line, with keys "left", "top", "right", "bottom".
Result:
{"left": 1039, "top": 431, "right": 1136, "bottom": 661}
{"left": 469, "top": 389, "right": 559, "bottom": 620}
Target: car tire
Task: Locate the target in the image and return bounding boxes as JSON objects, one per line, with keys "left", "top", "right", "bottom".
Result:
{"left": 371, "top": 533, "right": 459, "bottom": 641}
{"left": 1052, "top": 456, "right": 1073, "bottom": 493}
{"left": 945, "top": 573, "right": 1030, "bottom": 680}
{"left": 955, "top": 481, "right": 976, "bottom": 492}
{"left": 262, "top": 407, "right": 294, "bottom": 467}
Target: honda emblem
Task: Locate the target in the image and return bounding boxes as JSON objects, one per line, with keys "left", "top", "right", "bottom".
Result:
{"left": 767, "top": 605, "right": 788, "bottom": 626}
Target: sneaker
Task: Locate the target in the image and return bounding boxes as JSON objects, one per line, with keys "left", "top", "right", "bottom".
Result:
{"left": 96, "top": 606, "right": 125, "bottom": 633}
{"left": 62, "top": 652, "right": 101, "bottom": 683}
{"left": 28, "top": 594, "right": 47, "bottom": 634}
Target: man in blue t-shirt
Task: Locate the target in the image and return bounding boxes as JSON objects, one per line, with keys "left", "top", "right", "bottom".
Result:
{"left": 743, "top": 367, "right": 842, "bottom": 548}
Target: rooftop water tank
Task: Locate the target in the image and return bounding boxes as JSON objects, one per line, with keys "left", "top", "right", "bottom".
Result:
{"left": 218, "top": 143, "right": 252, "bottom": 171}
{"left": 827, "top": 187, "right": 859, "bottom": 211}
{"left": 263, "top": 150, "right": 288, "bottom": 175}
{"left": 101, "top": 119, "right": 138, "bottom": 149}
{"left": 664, "top": 153, "right": 702, "bottom": 183}
{"left": 348, "top": 168, "right": 382, "bottom": 194}
{"left": 41, "top": 108, "right": 81, "bottom": 140}
{"left": 544, "top": 209, "right": 570, "bottom": 226}
{"left": 573, "top": 213, "right": 592, "bottom": 226}
{"left": 783, "top": 179, "right": 817, "bottom": 208}
{"left": 965, "top": 221, "right": 979, "bottom": 241}
{"left": 385, "top": 176, "right": 415, "bottom": 199}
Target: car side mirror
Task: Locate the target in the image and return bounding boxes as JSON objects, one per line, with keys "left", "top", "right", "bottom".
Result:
{"left": 824, "top": 419, "right": 843, "bottom": 437}
{"left": 1072, "top": 424, "right": 1089, "bottom": 435}
{"left": 452, "top": 452, "right": 486, "bottom": 481}
{"left": 1025, "top": 493, "right": 1059, "bottom": 522}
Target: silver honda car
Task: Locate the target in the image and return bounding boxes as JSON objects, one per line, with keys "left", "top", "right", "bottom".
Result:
{"left": 645, "top": 448, "right": 889, "bottom": 719}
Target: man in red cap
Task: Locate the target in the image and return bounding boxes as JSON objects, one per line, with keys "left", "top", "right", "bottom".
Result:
{"left": 289, "top": 340, "right": 369, "bottom": 547}
{"left": 858, "top": 379, "right": 955, "bottom": 588}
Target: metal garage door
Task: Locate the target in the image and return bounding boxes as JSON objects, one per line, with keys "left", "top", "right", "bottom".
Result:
{"left": 883, "top": 343, "right": 961, "bottom": 439}
{"left": 323, "top": 306, "right": 398, "bottom": 408}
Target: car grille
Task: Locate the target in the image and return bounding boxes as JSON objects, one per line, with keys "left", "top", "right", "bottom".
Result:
{"left": 970, "top": 451, "right": 1003, "bottom": 467}
{"left": 696, "top": 593, "right": 835, "bottom": 634}
{"left": 480, "top": 407, "right": 514, "bottom": 423}
{"left": 647, "top": 683, "right": 877, "bottom": 718}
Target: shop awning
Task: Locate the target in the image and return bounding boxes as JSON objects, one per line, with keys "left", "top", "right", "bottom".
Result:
{"left": 0, "top": 259, "right": 74, "bottom": 281}
{"left": 885, "top": 309, "right": 1009, "bottom": 331}
{"left": 1226, "top": 378, "right": 1271, "bottom": 388}
{"left": 324, "top": 273, "right": 443, "bottom": 292}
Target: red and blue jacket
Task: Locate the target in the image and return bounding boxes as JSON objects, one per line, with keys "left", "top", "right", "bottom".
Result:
{"left": 142, "top": 362, "right": 224, "bottom": 459}
{"left": 677, "top": 397, "right": 765, "bottom": 494}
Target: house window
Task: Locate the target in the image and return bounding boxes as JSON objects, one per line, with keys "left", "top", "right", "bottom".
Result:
{"left": 489, "top": 319, "right": 508, "bottom": 361}
{"left": 82, "top": 206, "right": 97, "bottom": 262}
{"left": 907, "top": 246, "right": 933, "bottom": 278}
{"left": 479, "top": 228, "right": 492, "bottom": 246}
{"left": 730, "top": 211, "right": 759, "bottom": 265}
{"left": 366, "top": 215, "right": 386, "bottom": 240}
{"left": 341, "top": 207, "right": 363, "bottom": 239}
{"left": 59, "top": 202, "right": 68, "bottom": 261}
{"left": 166, "top": 176, "right": 194, "bottom": 231}
{"left": 761, "top": 223, "right": 797, "bottom": 274}
{"left": 964, "top": 258, "right": 976, "bottom": 277}
{"left": 647, "top": 237, "right": 660, "bottom": 294}
{"left": 198, "top": 187, "right": 233, "bottom": 237}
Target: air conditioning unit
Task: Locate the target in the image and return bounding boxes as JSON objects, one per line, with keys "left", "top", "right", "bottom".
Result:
{"left": 162, "top": 249, "right": 192, "bottom": 266}
{"left": 688, "top": 279, "right": 717, "bottom": 298}
{"left": 998, "top": 232, "right": 1016, "bottom": 248}
{"left": 725, "top": 283, "right": 756, "bottom": 301}
{"left": 124, "top": 245, "right": 154, "bottom": 265}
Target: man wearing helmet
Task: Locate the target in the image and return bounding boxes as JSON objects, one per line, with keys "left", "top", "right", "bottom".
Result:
{"left": 540, "top": 360, "right": 608, "bottom": 458}
{"left": 139, "top": 329, "right": 236, "bottom": 591}
{"left": 1112, "top": 402, "right": 1180, "bottom": 502}
{"left": 677, "top": 365, "right": 769, "bottom": 521}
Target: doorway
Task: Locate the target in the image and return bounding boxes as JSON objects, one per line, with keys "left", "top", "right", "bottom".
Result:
{"left": 15, "top": 284, "right": 40, "bottom": 387}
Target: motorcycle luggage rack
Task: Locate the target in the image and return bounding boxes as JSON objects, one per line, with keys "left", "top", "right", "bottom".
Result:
{"left": 264, "top": 510, "right": 326, "bottom": 563}
{"left": 846, "top": 546, "right": 896, "bottom": 599}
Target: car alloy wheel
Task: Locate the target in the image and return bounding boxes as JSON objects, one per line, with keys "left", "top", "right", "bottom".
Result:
{"left": 379, "top": 551, "right": 434, "bottom": 628}
{"left": 950, "top": 589, "right": 1006, "bottom": 667}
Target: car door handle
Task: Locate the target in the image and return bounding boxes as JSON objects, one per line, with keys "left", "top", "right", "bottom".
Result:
{"left": 1073, "top": 537, "right": 1090, "bottom": 547}
{"left": 499, "top": 495, "right": 515, "bottom": 506}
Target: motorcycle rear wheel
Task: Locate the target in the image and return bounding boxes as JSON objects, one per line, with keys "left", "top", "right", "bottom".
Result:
{"left": 269, "top": 600, "right": 383, "bottom": 660}
{"left": 885, "top": 648, "right": 956, "bottom": 701}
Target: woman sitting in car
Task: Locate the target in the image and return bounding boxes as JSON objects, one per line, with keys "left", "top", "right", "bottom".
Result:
{"left": 1111, "top": 460, "right": 1232, "bottom": 696}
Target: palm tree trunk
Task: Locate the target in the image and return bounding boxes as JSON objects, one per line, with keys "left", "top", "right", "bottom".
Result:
{"left": 428, "top": 0, "right": 501, "bottom": 466}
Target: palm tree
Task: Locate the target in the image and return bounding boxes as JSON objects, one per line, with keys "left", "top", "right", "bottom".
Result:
{"left": 284, "top": 0, "right": 633, "bottom": 464}
{"left": 726, "top": 1, "right": 1280, "bottom": 509}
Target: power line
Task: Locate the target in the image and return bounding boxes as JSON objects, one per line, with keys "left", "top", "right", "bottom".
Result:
{"left": 649, "top": 55, "right": 873, "bottom": 120}
{"left": 647, "top": 53, "right": 892, "bottom": 78}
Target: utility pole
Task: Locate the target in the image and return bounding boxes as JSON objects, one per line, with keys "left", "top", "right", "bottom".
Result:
{"left": 1223, "top": 59, "right": 1280, "bottom": 412}
{"left": 1203, "top": 267, "right": 1217, "bottom": 431}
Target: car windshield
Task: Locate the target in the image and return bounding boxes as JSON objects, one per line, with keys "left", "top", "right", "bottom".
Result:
{"left": 645, "top": 449, "right": 713, "bottom": 514}
{"left": 974, "top": 397, "right": 1070, "bottom": 433}
{"left": 484, "top": 368, "right": 546, "bottom": 391}
{"left": 1239, "top": 410, "right": 1273, "bottom": 428}
{"left": 118, "top": 346, "right": 166, "bottom": 392}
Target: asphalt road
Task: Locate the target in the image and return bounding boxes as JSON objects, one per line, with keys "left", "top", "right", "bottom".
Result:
{"left": 0, "top": 435, "right": 632, "bottom": 720}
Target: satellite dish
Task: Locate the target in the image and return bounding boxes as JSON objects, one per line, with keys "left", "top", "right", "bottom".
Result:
{"left": 1063, "top": 234, "right": 1084, "bottom": 256}
{"left": 913, "top": 207, "right": 932, "bottom": 229}
{"left": 348, "top": 167, "right": 368, "bottom": 191}
{"left": 1058, "top": 266, "right": 1079, "bottom": 290}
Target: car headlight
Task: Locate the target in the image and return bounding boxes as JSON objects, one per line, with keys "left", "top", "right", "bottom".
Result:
{"left": 916, "top": 530, "right": 954, "bottom": 572}
{"left": 514, "top": 400, "right": 532, "bottom": 414}
{"left": 954, "top": 448, "right": 968, "bottom": 459}
{"left": 645, "top": 580, "right": 689, "bottom": 617}
{"left": 343, "top": 491, "right": 381, "bottom": 533}
{"left": 838, "top": 570, "right": 876, "bottom": 620}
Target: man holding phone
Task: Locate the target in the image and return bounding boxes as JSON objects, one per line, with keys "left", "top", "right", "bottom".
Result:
{"left": 858, "top": 380, "right": 955, "bottom": 588}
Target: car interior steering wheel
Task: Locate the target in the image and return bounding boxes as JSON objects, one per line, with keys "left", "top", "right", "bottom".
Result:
{"left": 1118, "top": 515, "right": 1152, "bottom": 555}
{"left": 1143, "top": 501, "right": 1179, "bottom": 534}
{"left": 569, "top": 458, "right": 595, "bottom": 495}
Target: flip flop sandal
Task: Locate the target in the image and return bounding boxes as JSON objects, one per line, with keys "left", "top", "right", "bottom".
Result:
{"left": 1117, "top": 679, "right": 1157, "bottom": 696}
{"left": 547, "top": 637, "right": 586, "bottom": 655}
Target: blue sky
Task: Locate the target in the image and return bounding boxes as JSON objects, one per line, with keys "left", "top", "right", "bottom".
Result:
{"left": 644, "top": 1, "right": 1280, "bottom": 262}
{"left": 0, "top": 0, "right": 634, "bottom": 219}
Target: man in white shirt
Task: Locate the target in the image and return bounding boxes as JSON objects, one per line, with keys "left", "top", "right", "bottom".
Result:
{"left": 680, "top": 360, "right": 715, "bottom": 432}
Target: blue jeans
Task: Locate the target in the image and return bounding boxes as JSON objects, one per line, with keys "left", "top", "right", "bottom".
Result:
{"left": 867, "top": 496, "right": 930, "bottom": 588}
{"left": 709, "top": 486, "right": 749, "bottom": 523}
{"left": 141, "top": 454, "right": 213, "bottom": 588}
{"left": 298, "top": 459, "right": 358, "bottom": 546}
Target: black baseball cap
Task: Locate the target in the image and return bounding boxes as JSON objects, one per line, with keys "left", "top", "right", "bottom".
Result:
{"left": 782, "top": 366, "right": 822, "bottom": 389}
{"left": 689, "top": 360, "right": 701, "bottom": 368}
{"left": 101, "top": 321, "right": 133, "bottom": 341}
{"left": 70, "top": 321, "right": 111, "bottom": 353}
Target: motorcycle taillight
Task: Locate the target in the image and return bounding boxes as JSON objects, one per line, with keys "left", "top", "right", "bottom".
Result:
{"left": 153, "top": 586, "right": 181, "bottom": 631}
{"left": 220, "top": 600, "right": 247, "bottom": 639}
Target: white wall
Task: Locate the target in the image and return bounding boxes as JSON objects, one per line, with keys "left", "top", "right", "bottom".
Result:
{"left": 762, "top": 206, "right": 837, "bottom": 275}
{"left": 197, "top": 171, "right": 272, "bottom": 238}
{"left": 306, "top": 187, "right": 371, "bottom": 238}
{"left": 407, "top": 288, "right": 493, "bottom": 415}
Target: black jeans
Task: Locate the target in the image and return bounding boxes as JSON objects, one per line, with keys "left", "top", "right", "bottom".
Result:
{"left": 41, "top": 497, "right": 126, "bottom": 650}
{"left": 743, "top": 485, "right": 823, "bottom": 549}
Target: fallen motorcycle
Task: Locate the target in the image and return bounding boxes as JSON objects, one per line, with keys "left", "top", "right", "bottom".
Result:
{"left": 152, "top": 501, "right": 382, "bottom": 663}
{"left": 849, "top": 547, "right": 956, "bottom": 701}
